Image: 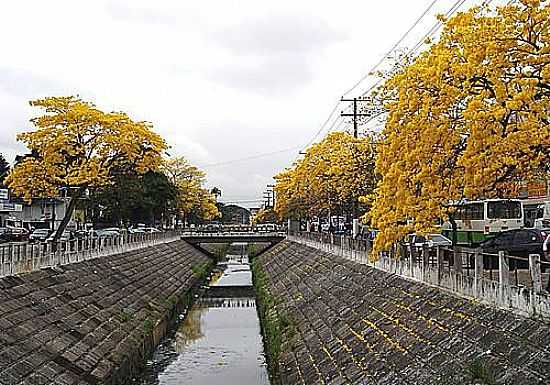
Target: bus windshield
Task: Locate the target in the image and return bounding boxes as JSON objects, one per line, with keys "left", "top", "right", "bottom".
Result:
{"left": 487, "top": 201, "right": 522, "bottom": 219}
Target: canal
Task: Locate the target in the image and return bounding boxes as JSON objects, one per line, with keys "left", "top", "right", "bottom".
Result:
{"left": 136, "top": 244, "right": 270, "bottom": 385}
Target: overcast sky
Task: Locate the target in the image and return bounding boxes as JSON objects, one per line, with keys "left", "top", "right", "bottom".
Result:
{"left": 0, "top": 0, "right": 501, "bottom": 207}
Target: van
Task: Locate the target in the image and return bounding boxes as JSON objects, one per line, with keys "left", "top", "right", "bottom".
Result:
{"left": 534, "top": 202, "right": 550, "bottom": 229}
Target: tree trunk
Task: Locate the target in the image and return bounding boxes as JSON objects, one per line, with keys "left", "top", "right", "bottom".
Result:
{"left": 449, "top": 214, "right": 458, "bottom": 247}
{"left": 53, "top": 187, "right": 85, "bottom": 243}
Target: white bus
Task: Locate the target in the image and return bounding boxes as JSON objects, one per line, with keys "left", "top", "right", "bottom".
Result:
{"left": 442, "top": 199, "right": 524, "bottom": 245}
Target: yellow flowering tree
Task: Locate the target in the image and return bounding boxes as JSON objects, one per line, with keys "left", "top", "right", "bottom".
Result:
{"left": 6, "top": 96, "right": 167, "bottom": 241}
{"left": 369, "top": 0, "right": 550, "bottom": 252}
{"left": 275, "top": 132, "right": 376, "bottom": 222}
{"left": 162, "top": 156, "right": 220, "bottom": 225}
{"left": 252, "top": 208, "right": 279, "bottom": 224}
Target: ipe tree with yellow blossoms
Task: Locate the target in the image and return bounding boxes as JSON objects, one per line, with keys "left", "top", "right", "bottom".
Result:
{"left": 369, "top": 0, "right": 550, "bottom": 252}
{"left": 252, "top": 207, "right": 279, "bottom": 225}
{"left": 275, "top": 132, "right": 376, "bottom": 221}
{"left": 6, "top": 96, "right": 168, "bottom": 241}
{"left": 162, "top": 156, "right": 220, "bottom": 225}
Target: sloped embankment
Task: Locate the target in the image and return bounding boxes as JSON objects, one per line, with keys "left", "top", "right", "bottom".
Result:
{"left": 253, "top": 240, "right": 550, "bottom": 385}
{"left": 0, "top": 240, "right": 212, "bottom": 385}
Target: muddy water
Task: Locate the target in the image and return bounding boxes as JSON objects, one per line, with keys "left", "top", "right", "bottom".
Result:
{"left": 136, "top": 250, "right": 270, "bottom": 385}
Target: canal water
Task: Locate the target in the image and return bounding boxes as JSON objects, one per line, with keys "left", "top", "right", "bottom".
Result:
{"left": 136, "top": 244, "right": 270, "bottom": 385}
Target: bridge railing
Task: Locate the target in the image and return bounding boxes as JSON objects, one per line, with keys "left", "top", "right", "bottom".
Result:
{"left": 0, "top": 231, "right": 181, "bottom": 278}
{"left": 288, "top": 231, "right": 550, "bottom": 320}
{"left": 180, "top": 230, "right": 286, "bottom": 238}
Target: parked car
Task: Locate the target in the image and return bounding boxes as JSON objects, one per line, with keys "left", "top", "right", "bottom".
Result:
{"left": 400, "top": 233, "right": 453, "bottom": 261}
{"left": 479, "top": 228, "right": 550, "bottom": 270}
{"left": 404, "top": 233, "right": 453, "bottom": 249}
{"left": 95, "top": 228, "right": 121, "bottom": 238}
{"left": 0, "top": 228, "right": 10, "bottom": 243}
{"left": 143, "top": 227, "right": 162, "bottom": 233}
{"left": 29, "top": 228, "right": 52, "bottom": 243}
{"left": 72, "top": 230, "right": 92, "bottom": 239}
{"left": 46, "top": 231, "right": 71, "bottom": 243}
{"left": 128, "top": 228, "right": 146, "bottom": 234}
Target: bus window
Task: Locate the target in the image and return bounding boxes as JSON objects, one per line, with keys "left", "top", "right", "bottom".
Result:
{"left": 487, "top": 201, "right": 522, "bottom": 219}
{"left": 467, "top": 203, "right": 484, "bottom": 220}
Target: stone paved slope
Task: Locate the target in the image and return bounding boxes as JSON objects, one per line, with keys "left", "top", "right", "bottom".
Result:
{"left": 0, "top": 240, "right": 210, "bottom": 385}
{"left": 256, "top": 241, "right": 550, "bottom": 385}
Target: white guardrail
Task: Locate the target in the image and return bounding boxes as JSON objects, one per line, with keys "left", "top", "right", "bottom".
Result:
{"left": 288, "top": 231, "right": 550, "bottom": 321}
{"left": 180, "top": 230, "right": 286, "bottom": 237}
{"left": 0, "top": 231, "right": 181, "bottom": 278}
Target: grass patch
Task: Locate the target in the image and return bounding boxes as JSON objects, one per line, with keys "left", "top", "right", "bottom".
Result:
{"left": 252, "top": 258, "right": 294, "bottom": 385}
{"left": 247, "top": 243, "right": 258, "bottom": 257}
{"left": 192, "top": 261, "right": 213, "bottom": 280}
{"left": 466, "top": 359, "right": 498, "bottom": 385}
{"left": 143, "top": 318, "right": 154, "bottom": 334}
{"left": 164, "top": 295, "right": 179, "bottom": 308}
{"left": 120, "top": 309, "right": 134, "bottom": 323}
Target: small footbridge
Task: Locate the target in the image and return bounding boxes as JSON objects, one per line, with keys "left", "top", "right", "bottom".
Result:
{"left": 180, "top": 231, "right": 286, "bottom": 257}
{"left": 181, "top": 231, "right": 285, "bottom": 245}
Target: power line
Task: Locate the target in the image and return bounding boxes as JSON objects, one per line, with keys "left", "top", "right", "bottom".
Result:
{"left": 199, "top": 146, "right": 302, "bottom": 169}
{"left": 219, "top": 199, "right": 265, "bottom": 204}
{"left": 409, "top": 0, "right": 470, "bottom": 56}
{"left": 294, "top": 0, "right": 440, "bottom": 159}
{"left": 342, "top": 0, "right": 440, "bottom": 97}
{"left": 354, "top": 0, "right": 482, "bottom": 131}
{"left": 293, "top": 0, "right": 497, "bottom": 162}
{"left": 301, "top": 101, "right": 342, "bottom": 149}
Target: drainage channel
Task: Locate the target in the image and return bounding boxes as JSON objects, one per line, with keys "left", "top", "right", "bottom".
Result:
{"left": 135, "top": 244, "right": 270, "bottom": 385}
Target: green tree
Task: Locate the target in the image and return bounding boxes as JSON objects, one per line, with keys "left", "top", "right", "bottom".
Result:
{"left": 90, "top": 170, "right": 177, "bottom": 227}
{"left": 0, "top": 154, "right": 9, "bottom": 187}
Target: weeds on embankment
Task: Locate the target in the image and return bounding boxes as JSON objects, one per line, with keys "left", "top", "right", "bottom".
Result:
{"left": 192, "top": 261, "right": 213, "bottom": 279}
{"left": 252, "top": 258, "right": 295, "bottom": 385}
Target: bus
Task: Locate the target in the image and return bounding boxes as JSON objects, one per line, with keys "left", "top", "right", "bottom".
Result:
{"left": 442, "top": 199, "right": 524, "bottom": 245}
{"left": 523, "top": 199, "right": 550, "bottom": 228}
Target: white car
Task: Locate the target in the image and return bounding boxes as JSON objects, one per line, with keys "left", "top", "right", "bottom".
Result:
{"left": 405, "top": 233, "right": 452, "bottom": 248}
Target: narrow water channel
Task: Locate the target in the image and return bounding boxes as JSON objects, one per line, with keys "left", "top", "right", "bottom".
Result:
{"left": 136, "top": 244, "right": 270, "bottom": 385}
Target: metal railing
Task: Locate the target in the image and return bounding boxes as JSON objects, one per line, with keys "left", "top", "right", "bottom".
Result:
{"left": 181, "top": 230, "right": 286, "bottom": 237}
{"left": 0, "top": 231, "right": 181, "bottom": 278}
{"left": 288, "top": 231, "right": 550, "bottom": 320}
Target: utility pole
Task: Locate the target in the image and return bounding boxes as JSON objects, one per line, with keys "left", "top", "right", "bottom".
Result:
{"left": 267, "top": 184, "right": 275, "bottom": 208}
{"left": 340, "top": 97, "right": 370, "bottom": 238}
{"left": 263, "top": 184, "right": 276, "bottom": 209}
{"left": 263, "top": 190, "right": 272, "bottom": 209}
{"left": 340, "top": 97, "right": 371, "bottom": 138}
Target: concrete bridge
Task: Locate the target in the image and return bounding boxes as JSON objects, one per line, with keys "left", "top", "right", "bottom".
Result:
{"left": 180, "top": 231, "right": 285, "bottom": 247}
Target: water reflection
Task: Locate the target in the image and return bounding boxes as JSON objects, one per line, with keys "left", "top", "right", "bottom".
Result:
{"left": 136, "top": 248, "right": 270, "bottom": 385}
{"left": 199, "top": 297, "right": 257, "bottom": 308}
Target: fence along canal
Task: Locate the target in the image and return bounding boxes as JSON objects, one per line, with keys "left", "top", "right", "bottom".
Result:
{"left": 136, "top": 243, "right": 270, "bottom": 385}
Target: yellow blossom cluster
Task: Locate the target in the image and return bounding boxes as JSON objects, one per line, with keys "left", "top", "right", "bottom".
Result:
{"left": 162, "top": 156, "right": 220, "bottom": 222}
{"left": 6, "top": 96, "right": 168, "bottom": 203}
{"left": 274, "top": 132, "right": 376, "bottom": 221}
{"left": 368, "top": 0, "right": 550, "bottom": 252}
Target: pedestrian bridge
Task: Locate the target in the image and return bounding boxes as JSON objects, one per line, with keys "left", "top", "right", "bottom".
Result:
{"left": 180, "top": 231, "right": 286, "bottom": 246}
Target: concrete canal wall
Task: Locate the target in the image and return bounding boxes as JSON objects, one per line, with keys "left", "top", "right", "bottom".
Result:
{"left": 0, "top": 240, "right": 211, "bottom": 385}
{"left": 254, "top": 240, "right": 550, "bottom": 385}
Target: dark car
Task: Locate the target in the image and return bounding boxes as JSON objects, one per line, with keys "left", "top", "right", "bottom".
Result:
{"left": 0, "top": 228, "right": 10, "bottom": 243}
{"left": 29, "top": 228, "right": 52, "bottom": 243}
{"left": 479, "top": 229, "right": 550, "bottom": 270}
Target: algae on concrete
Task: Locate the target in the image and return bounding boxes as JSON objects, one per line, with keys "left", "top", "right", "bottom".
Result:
{"left": 252, "top": 258, "right": 295, "bottom": 385}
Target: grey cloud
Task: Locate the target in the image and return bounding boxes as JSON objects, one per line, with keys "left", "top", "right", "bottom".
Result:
{"left": 204, "top": 13, "right": 346, "bottom": 95}
{"left": 0, "top": 68, "right": 65, "bottom": 98}
{"left": 211, "top": 13, "right": 347, "bottom": 55}
{"left": 105, "top": 1, "right": 179, "bottom": 25}
{"left": 205, "top": 55, "right": 313, "bottom": 95}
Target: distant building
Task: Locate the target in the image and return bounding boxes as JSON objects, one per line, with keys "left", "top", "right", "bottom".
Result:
{"left": 220, "top": 204, "right": 251, "bottom": 225}
{"left": 0, "top": 188, "right": 85, "bottom": 231}
{"left": 0, "top": 188, "right": 23, "bottom": 227}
